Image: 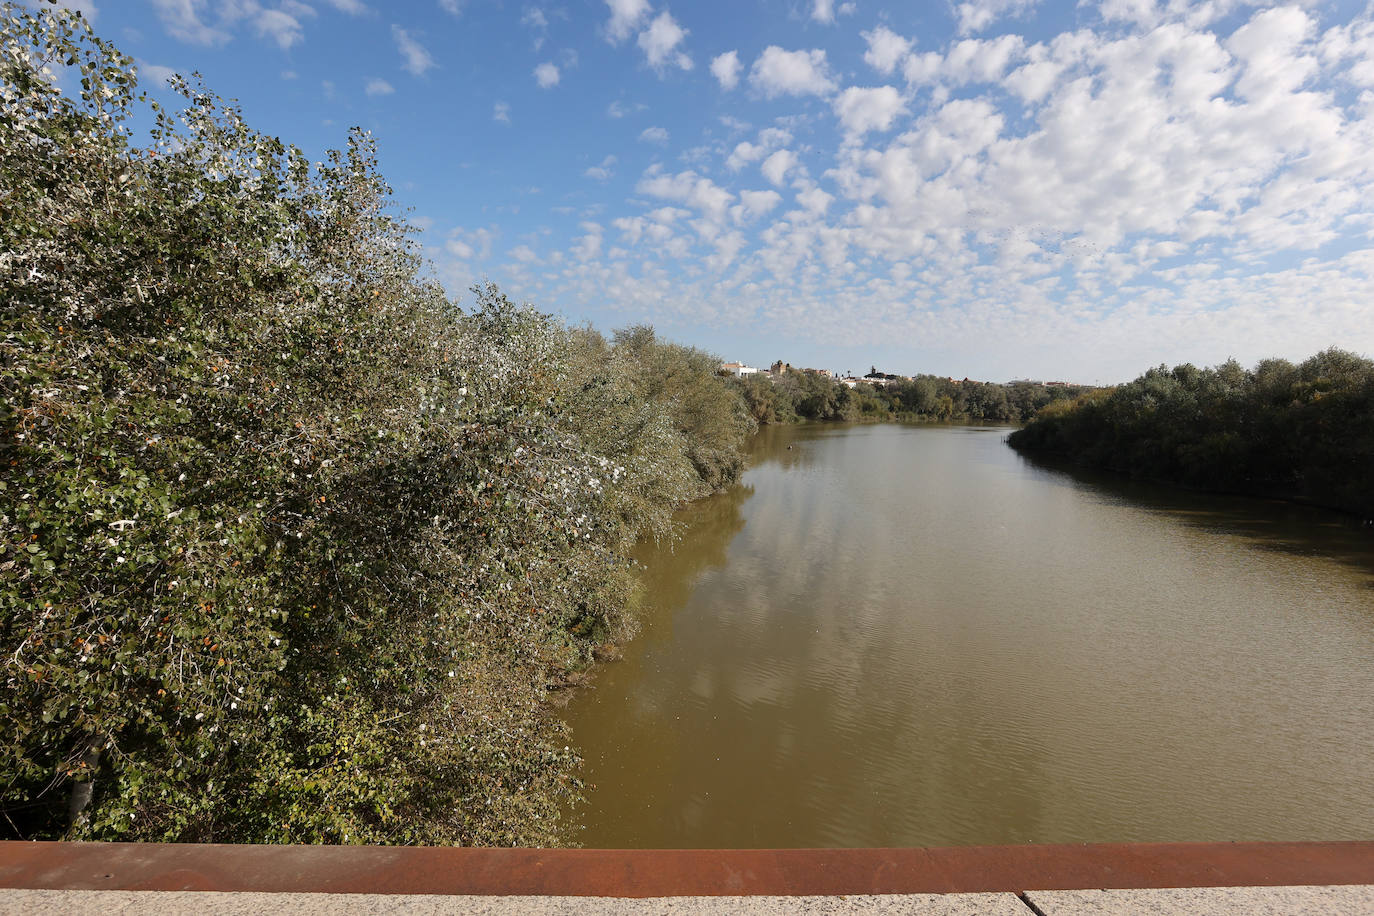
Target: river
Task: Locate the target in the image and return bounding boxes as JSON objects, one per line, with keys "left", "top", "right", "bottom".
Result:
{"left": 560, "top": 423, "right": 1374, "bottom": 848}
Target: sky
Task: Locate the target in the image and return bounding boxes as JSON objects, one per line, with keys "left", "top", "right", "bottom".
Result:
{"left": 41, "top": 0, "right": 1374, "bottom": 383}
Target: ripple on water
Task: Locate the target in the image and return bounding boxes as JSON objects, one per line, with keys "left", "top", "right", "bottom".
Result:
{"left": 562, "top": 424, "right": 1374, "bottom": 848}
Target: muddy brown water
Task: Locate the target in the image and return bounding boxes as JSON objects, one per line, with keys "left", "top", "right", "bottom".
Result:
{"left": 561, "top": 423, "right": 1374, "bottom": 848}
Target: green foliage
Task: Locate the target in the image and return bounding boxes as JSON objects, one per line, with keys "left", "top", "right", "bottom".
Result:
{"left": 610, "top": 326, "right": 755, "bottom": 495}
{"left": 731, "top": 371, "right": 1092, "bottom": 426}
{"left": 1008, "top": 350, "right": 1374, "bottom": 516}
{"left": 1, "top": 4, "right": 749, "bottom": 844}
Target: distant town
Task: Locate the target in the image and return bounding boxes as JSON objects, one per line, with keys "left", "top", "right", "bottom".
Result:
{"left": 719, "top": 361, "right": 1085, "bottom": 390}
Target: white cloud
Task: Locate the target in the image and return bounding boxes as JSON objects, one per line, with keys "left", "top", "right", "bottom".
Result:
{"left": 1321, "top": 16, "right": 1374, "bottom": 88}
{"left": 727, "top": 127, "right": 792, "bottom": 171}
{"left": 445, "top": 226, "right": 496, "bottom": 262}
{"left": 749, "top": 46, "right": 837, "bottom": 98}
{"left": 585, "top": 155, "right": 617, "bottom": 181}
{"left": 365, "top": 77, "right": 394, "bottom": 96}
{"left": 607, "top": 100, "right": 647, "bottom": 118}
{"left": 954, "top": 0, "right": 1038, "bottom": 35}
{"left": 736, "top": 189, "right": 783, "bottom": 221}
{"left": 761, "top": 149, "right": 799, "bottom": 186}
{"left": 810, "top": 0, "right": 855, "bottom": 23}
{"left": 150, "top": 0, "right": 229, "bottom": 45}
{"left": 393, "top": 25, "right": 435, "bottom": 76}
{"left": 572, "top": 223, "right": 603, "bottom": 261}
{"left": 322, "top": 0, "right": 368, "bottom": 13}
{"left": 904, "top": 34, "right": 1026, "bottom": 87}
{"left": 650, "top": 206, "right": 689, "bottom": 225}
{"left": 638, "top": 10, "right": 692, "bottom": 72}
{"left": 833, "top": 86, "right": 907, "bottom": 137}
{"left": 254, "top": 9, "right": 308, "bottom": 50}
{"left": 136, "top": 60, "right": 178, "bottom": 87}
{"left": 727, "top": 141, "right": 765, "bottom": 171}
{"left": 759, "top": 126, "right": 794, "bottom": 147}
{"left": 901, "top": 51, "right": 942, "bottom": 85}
{"left": 522, "top": 7, "right": 550, "bottom": 50}
{"left": 438, "top": 0, "right": 463, "bottom": 16}
{"left": 863, "top": 26, "right": 912, "bottom": 75}
{"left": 534, "top": 62, "right": 560, "bottom": 88}
{"left": 1226, "top": 6, "right": 1315, "bottom": 102}
{"left": 605, "top": 0, "right": 650, "bottom": 43}
{"left": 149, "top": 0, "right": 327, "bottom": 50}
{"left": 711, "top": 50, "right": 741, "bottom": 90}
{"left": 639, "top": 126, "right": 670, "bottom": 143}
{"left": 637, "top": 166, "right": 734, "bottom": 223}
{"left": 1004, "top": 40, "right": 1068, "bottom": 103}
{"left": 493, "top": 101, "right": 511, "bottom": 123}
{"left": 797, "top": 185, "right": 834, "bottom": 214}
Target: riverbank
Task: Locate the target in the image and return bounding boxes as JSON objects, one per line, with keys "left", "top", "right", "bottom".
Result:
{"left": 1007, "top": 350, "right": 1374, "bottom": 519}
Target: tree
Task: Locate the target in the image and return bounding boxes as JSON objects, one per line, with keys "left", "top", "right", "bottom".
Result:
{"left": 1, "top": 5, "right": 753, "bottom": 843}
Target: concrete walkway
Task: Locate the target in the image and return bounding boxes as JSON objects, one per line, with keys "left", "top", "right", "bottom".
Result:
{"left": 3, "top": 886, "right": 1373, "bottom": 914}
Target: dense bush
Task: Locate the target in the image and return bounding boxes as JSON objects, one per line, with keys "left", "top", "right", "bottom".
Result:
{"left": 1008, "top": 352, "right": 1374, "bottom": 516}
{"left": 1, "top": 5, "right": 751, "bottom": 843}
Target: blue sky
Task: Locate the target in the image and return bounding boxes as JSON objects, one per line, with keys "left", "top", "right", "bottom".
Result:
{"left": 46, "top": 0, "right": 1374, "bottom": 383}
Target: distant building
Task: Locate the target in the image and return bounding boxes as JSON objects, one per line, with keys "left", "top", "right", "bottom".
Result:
{"left": 720, "top": 362, "right": 759, "bottom": 377}
{"left": 864, "top": 369, "right": 902, "bottom": 386}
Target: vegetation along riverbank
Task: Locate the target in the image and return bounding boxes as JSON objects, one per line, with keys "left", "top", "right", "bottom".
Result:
{"left": 1008, "top": 351, "right": 1374, "bottom": 518}
{"left": 729, "top": 367, "right": 1094, "bottom": 425}
{"left": 1, "top": 6, "right": 754, "bottom": 844}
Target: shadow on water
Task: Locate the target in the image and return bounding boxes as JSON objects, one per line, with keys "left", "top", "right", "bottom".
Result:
{"left": 1013, "top": 449, "right": 1374, "bottom": 588}
{"left": 635, "top": 482, "right": 753, "bottom": 615}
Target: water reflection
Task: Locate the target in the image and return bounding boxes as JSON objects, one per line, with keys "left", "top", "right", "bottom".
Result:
{"left": 1015, "top": 450, "right": 1374, "bottom": 588}
{"left": 563, "top": 424, "right": 1374, "bottom": 848}
{"left": 634, "top": 482, "right": 752, "bottom": 614}
{"left": 742, "top": 422, "right": 822, "bottom": 472}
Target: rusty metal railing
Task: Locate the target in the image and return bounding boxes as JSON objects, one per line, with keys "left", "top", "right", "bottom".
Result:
{"left": 1, "top": 841, "right": 1372, "bottom": 896}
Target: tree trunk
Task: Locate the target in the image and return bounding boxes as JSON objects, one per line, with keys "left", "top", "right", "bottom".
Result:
{"left": 66, "top": 748, "right": 101, "bottom": 834}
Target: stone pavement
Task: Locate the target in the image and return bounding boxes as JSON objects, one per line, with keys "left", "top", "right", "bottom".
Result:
{"left": 3, "top": 886, "right": 1373, "bottom": 915}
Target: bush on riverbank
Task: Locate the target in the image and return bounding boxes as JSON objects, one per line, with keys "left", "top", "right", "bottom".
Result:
{"left": 1, "top": 5, "right": 751, "bottom": 844}
{"left": 1007, "top": 352, "right": 1374, "bottom": 516}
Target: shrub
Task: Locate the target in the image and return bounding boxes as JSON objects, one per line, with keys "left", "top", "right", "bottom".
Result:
{"left": 1, "top": 4, "right": 750, "bottom": 843}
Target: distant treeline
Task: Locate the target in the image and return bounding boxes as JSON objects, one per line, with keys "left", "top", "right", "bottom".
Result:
{"left": 1008, "top": 350, "right": 1374, "bottom": 517}
{"left": 732, "top": 371, "right": 1093, "bottom": 425}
